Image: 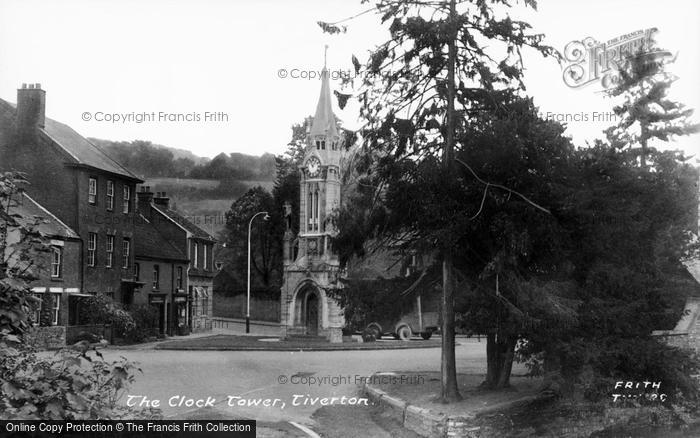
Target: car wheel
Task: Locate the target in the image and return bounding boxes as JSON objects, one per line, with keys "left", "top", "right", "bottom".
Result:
{"left": 421, "top": 332, "right": 432, "bottom": 340}
{"left": 397, "top": 325, "right": 412, "bottom": 341}
{"left": 365, "top": 323, "right": 382, "bottom": 340}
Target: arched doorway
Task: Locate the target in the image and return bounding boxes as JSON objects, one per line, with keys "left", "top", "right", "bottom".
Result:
{"left": 305, "top": 292, "right": 319, "bottom": 335}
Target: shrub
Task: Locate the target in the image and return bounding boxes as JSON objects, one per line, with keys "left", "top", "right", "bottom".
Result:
{"left": 77, "top": 295, "right": 136, "bottom": 341}
{"left": 0, "top": 340, "right": 160, "bottom": 419}
{"left": 125, "top": 305, "right": 159, "bottom": 342}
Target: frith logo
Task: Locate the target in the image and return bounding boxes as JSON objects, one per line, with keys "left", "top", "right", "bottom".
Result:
{"left": 562, "top": 28, "right": 672, "bottom": 89}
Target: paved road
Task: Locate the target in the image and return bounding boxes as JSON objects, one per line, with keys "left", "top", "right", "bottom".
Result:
{"left": 102, "top": 338, "right": 489, "bottom": 435}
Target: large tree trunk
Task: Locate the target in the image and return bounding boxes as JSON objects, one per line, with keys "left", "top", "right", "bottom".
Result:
{"left": 482, "top": 332, "right": 517, "bottom": 389}
{"left": 439, "top": 253, "right": 462, "bottom": 402}
{"left": 437, "top": 0, "right": 461, "bottom": 404}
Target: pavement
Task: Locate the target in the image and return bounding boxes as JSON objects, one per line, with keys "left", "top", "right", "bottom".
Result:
{"left": 100, "top": 337, "right": 489, "bottom": 437}
{"left": 153, "top": 334, "right": 444, "bottom": 351}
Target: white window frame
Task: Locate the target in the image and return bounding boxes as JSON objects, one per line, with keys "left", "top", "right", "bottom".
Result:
{"left": 88, "top": 177, "right": 97, "bottom": 205}
{"left": 122, "top": 238, "right": 130, "bottom": 269}
{"left": 51, "top": 293, "right": 60, "bottom": 325}
{"left": 51, "top": 246, "right": 62, "bottom": 278}
{"left": 31, "top": 293, "right": 41, "bottom": 325}
{"left": 87, "top": 233, "right": 97, "bottom": 267}
{"left": 176, "top": 266, "right": 183, "bottom": 289}
{"left": 203, "top": 245, "right": 208, "bottom": 271}
{"left": 106, "top": 180, "right": 114, "bottom": 211}
{"left": 201, "top": 291, "right": 209, "bottom": 316}
{"left": 122, "top": 185, "right": 131, "bottom": 214}
{"left": 106, "top": 235, "right": 114, "bottom": 268}
{"left": 153, "top": 264, "right": 160, "bottom": 290}
{"left": 193, "top": 242, "right": 199, "bottom": 268}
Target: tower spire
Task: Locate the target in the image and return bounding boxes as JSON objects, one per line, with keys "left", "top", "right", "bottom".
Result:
{"left": 309, "top": 45, "right": 338, "bottom": 139}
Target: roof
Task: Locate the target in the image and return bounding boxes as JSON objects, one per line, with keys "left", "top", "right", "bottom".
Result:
{"left": 309, "top": 67, "right": 339, "bottom": 139}
{"left": 10, "top": 192, "right": 79, "bottom": 239}
{"left": 0, "top": 98, "right": 142, "bottom": 182}
{"left": 152, "top": 205, "right": 216, "bottom": 241}
{"left": 135, "top": 214, "right": 189, "bottom": 262}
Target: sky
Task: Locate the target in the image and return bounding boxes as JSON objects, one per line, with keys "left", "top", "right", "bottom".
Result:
{"left": 0, "top": 0, "right": 698, "bottom": 159}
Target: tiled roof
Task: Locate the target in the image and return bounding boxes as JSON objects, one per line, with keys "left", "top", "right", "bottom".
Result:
{"left": 135, "top": 215, "right": 189, "bottom": 262}
{"left": 0, "top": 98, "right": 142, "bottom": 182}
{"left": 152, "top": 205, "right": 216, "bottom": 241}
{"left": 11, "top": 192, "right": 79, "bottom": 239}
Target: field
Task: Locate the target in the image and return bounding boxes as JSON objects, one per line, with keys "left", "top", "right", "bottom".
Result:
{"left": 143, "top": 178, "right": 275, "bottom": 238}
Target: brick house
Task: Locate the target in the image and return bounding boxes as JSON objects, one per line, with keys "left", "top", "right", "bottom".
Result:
{"left": 0, "top": 84, "right": 144, "bottom": 306}
{"left": 2, "top": 191, "right": 82, "bottom": 347}
{"left": 134, "top": 207, "right": 189, "bottom": 336}
{"left": 137, "top": 187, "right": 215, "bottom": 332}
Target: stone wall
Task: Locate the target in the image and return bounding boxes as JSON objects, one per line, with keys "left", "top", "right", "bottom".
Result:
{"left": 363, "top": 380, "right": 480, "bottom": 438}
{"left": 652, "top": 297, "right": 700, "bottom": 353}
{"left": 25, "top": 326, "right": 66, "bottom": 349}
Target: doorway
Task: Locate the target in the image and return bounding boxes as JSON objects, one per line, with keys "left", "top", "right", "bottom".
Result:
{"left": 305, "top": 293, "right": 319, "bottom": 335}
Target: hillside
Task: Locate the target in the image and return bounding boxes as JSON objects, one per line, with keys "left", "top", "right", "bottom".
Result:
{"left": 89, "top": 138, "right": 277, "bottom": 239}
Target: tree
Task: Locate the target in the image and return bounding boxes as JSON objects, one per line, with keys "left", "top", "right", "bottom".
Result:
{"left": 524, "top": 143, "right": 700, "bottom": 400}
{"left": 450, "top": 93, "right": 577, "bottom": 389}
{"left": 223, "top": 187, "right": 281, "bottom": 290}
{"left": 604, "top": 48, "right": 699, "bottom": 168}
{"left": 322, "top": 0, "right": 556, "bottom": 402}
{"left": 218, "top": 119, "right": 308, "bottom": 297}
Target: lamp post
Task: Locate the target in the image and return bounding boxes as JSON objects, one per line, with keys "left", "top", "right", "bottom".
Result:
{"left": 247, "top": 211, "right": 269, "bottom": 333}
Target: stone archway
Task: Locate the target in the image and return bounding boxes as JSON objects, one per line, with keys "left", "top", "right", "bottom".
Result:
{"left": 293, "top": 284, "right": 321, "bottom": 335}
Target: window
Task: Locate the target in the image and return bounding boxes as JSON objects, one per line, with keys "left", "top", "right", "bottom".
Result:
{"left": 106, "top": 180, "right": 114, "bottom": 210}
{"left": 176, "top": 266, "right": 183, "bottom": 289}
{"left": 405, "top": 254, "right": 418, "bottom": 277}
{"left": 51, "top": 293, "right": 60, "bottom": 325}
{"left": 203, "top": 245, "right": 208, "bottom": 271}
{"left": 87, "top": 233, "right": 97, "bottom": 266}
{"left": 307, "top": 184, "right": 320, "bottom": 232}
{"left": 51, "top": 246, "right": 62, "bottom": 278}
{"left": 31, "top": 293, "right": 41, "bottom": 325}
{"left": 153, "top": 265, "right": 160, "bottom": 290}
{"left": 316, "top": 140, "right": 320, "bottom": 150}
{"left": 122, "top": 238, "right": 130, "bottom": 269}
{"left": 201, "top": 287, "right": 209, "bottom": 316}
{"left": 88, "top": 177, "right": 97, "bottom": 205}
{"left": 134, "top": 263, "right": 140, "bottom": 281}
{"left": 193, "top": 242, "right": 199, "bottom": 268}
{"left": 122, "top": 186, "right": 131, "bottom": 213}
{"left": 106, "top": 235, "right": 114, "bottom": 268}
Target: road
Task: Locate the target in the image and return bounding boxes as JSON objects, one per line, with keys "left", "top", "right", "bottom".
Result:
{"left": 102, "top": 338, "right": 488, "bottom": 436}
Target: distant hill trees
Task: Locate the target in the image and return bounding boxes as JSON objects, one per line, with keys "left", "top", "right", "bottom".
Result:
{"left": 89, "top": 138, "right": 277, "bottom": 182}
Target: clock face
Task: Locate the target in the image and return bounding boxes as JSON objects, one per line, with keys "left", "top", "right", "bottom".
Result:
{"left": 307, "top": 157, "right": 321, "bottom": 177}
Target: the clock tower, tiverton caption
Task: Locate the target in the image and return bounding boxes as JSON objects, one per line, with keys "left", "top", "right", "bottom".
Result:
{"left": 280, "top": 58, "right": 345, "bottom": 343}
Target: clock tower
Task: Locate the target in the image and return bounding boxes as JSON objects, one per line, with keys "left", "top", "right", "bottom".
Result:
{"left": 280, "top": 53, "right": 345, "bottom": 342}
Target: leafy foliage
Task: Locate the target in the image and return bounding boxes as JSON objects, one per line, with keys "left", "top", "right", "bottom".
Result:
{"left": 1, "top": 346, "right": 159, "bottom": 420}
{"left": 604, "top": 48, "right": 700, "bottom": 167}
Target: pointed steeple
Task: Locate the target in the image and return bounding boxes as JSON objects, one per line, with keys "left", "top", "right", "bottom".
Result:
{"left": 310, "top": 45, "right": 339, "bottom": 139}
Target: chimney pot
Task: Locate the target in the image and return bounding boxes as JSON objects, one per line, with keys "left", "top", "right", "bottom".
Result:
{"left": 16, "top": 82, "right": 46, "bottom": 133}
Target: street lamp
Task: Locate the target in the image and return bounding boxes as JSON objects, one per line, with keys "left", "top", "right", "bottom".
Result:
{"left": 247, "top": 211, "right": 269, "bottom": 333}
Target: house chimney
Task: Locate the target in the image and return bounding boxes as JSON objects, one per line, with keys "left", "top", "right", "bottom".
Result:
{"left": 16, "top": 83, "right": 46, "bottom": 136}
{"left": 137, "top": 185, "right": 154, "bottom": 218}
{"left": 153, "top": 191, "right": 170, "bottom": 209}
